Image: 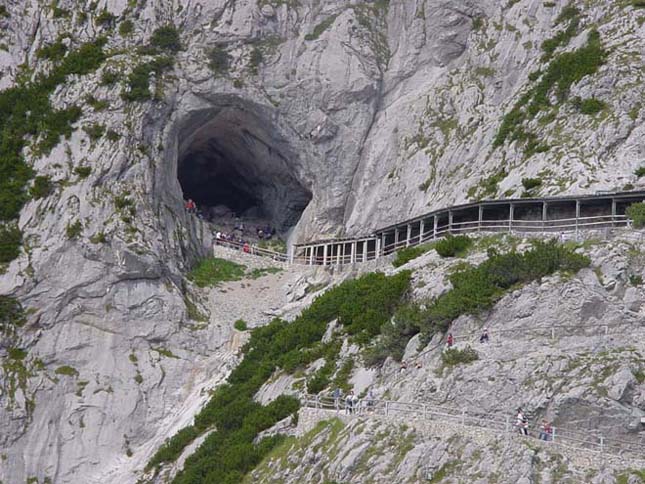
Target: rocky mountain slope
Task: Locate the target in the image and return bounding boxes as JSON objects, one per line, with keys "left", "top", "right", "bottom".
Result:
{"left": 2, "top": 0, "right": 645, "bottom": 483}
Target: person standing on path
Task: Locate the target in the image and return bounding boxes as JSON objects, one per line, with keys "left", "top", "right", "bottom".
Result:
{"left": 333, "top": 387, "right": 341, "bottom": 410}
{"left": 345, "top": 391, "right": 354, "bottom": 415}
{"left": 447, "top": 333, "right": 454, "bottom": 348}
{"left": 480, "top": 327, "right": 489, "bottom": 343}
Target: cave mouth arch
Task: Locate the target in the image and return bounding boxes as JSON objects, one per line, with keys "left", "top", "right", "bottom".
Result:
{"left": 177, "top": 100, "right": 312, "bottom": 235}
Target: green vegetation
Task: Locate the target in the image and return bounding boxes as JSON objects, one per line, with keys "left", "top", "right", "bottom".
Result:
{"left": 470, "top": 169, "right": 507, "bottom": 200}
{"left": 74, "top": 166, "right": 92, "bottom": 178}
{"left": 90, "top": 231, "right": 106, "bottom": 244}
{"left": 36, "top": 40, "right": 68, "bottom": 61}
{"left": 0, "top": 5, "right": 8, "bottom": 17}
{"left": 495, "top": 30, "right": 605, "bottom": 155}
{"left": 364, "top": 241, "right": 589, "bottom": 363}
{"left": 0, "top": 38, "right": 107, "bottom": 222}
{"left": 147, "top": 271, "right": 410, "bottom": 481}
{"left": 55, "top": 365, "right": 79, "bottom": 377}
{"left": 85, "top": 94, "right": 109, "bottom": 111}
{"left": 635, "top": 167, "right": 645, "bottom": 178}
{"left": 435, "top": 235, "right": 472, "bottom": 257}
{"left": 540, "top": 4, "right": 580, "bottom": 61}
{"left": 521, "top": 177, "right": 542, "bottom": 191}
{"left": 30, "top": 175, "right": 53, "bottom": 199}
{"left": 629, "top": 274, "right": 643, "bottom": 286}
{"left": 150, "top": 25, "right": 181, "bottom": 52}
{"left": 234, "top": 319, "right": 248, "bottom": 331}
{"left": 66, "top": 220, "right": 82, "bottom": 239}
{"left": 188, "top": 257, "right": 247, "bottom": 287}
{"left": 304, "top": 14, "right": 339, "bottom": 41}
{"left": 83, "top": 123, "right": 105, "bottom": 141}
{"left": 119, "top": 19, "right": 134, "bottom": 36}
{"left": 121, "top": 56, "right": 173, "bottom": 101}
{"left": 572, "top": 96, "right": 606, "bottom": 115}
{"left": 393, "top": 243, "right": 434, "bottom": 267}
{"left": 207, "top": 46, "right": 231, "bottom": 75}
{"left": 627, "top": 202, "right": 645, "bottom": 228}
{"left": 248, "top": 47, "right": 264, "bottom": 75}
{"left": 0, "top": 296, "right": 25, "bottom": 333}
{"left": 95, "top": 9, "right": 116, "bottom": 27}
{"left": 441, "top": 346, "right": 479, "bottom": 366}
{"left": 100, "top": 69, "right": 118, "bottom": 85}
{"left": 248, "top": 267, "right": 282, "bottom": 279}
{"left": 0, "top": 224, "right": 22, "bottom": 263}
{"left": 106, "top": 129, "right": 121, "bottom": 142}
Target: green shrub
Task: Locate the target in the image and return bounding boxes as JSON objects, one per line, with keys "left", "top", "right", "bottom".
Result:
{"left": 234, "top": 319, "right": 248, "bottom": 331}
{"left": 105, "top": 129, "right": 121, "bottom": 142}
{"left": 572, "top": 96, "right": 606, "bottom": 115}
{"left": 0, "top": 224, "right": 22, "bottom": 263}
{"left": 119, "top": 19, "right": 134, "bottom": 36}
{"left": 84, "top": 94, "right": 109, "bottom": 111}
{"left": 635, "top": 167, "right": 645, "bottom": 178}
{"left": 0, "top": 5, "right": 8, "bottom": 17}
{"left": 74, "top": 166, "right": 92, "bottom": 178}
{"left": 55, "top": 365, "right": 79, "bottom": 376}
{"left": 208, "top": 45, "right": 231, "bottom": 75}
{"left": 629, "top": 274, "right": 643, "bottom": 286}
{"left": 150, "top": 25, "right": 181, "bottom": 52}
{"left": 36, "top": 41, "right": 68, "bottom": 61}
{"left": 435, "top": 235, "right": 472, "bottom": 257}
{"left": 90, "top": 231, "right": 106, "bottom": 244}
{"left": 0, "top": 296, "right": 25, "bottom": 331}
{"left": 100, "top": 69, "right": 118, "bottom": 85}
{"left": 66, "top": 220, "right": 82, "bottom": 239}
{"left": 121, "top": 56, "right": 173, "bottom": 101}
{"left": 393, "top": 243, "right": 434, "bottom": 267}
{"left": 633, "top": 0, "right": 645, "bottom": 7}
{"left": 8, "top": 347, "right": 27, "bottom": 360}
{"left": 441, "top": 346, "right": 479, "bottom": 366}
{"left": 248, "top": 47, "right": 263, "bottom": 75}
{"left": 304, "top": 14, "right": 339, "bottom": 41}
{"left": 148, "top": 271, "right": 410, "bottom": 477}
{"left": 306, "top": 358, "right": 335, "bottom": 394}
{"left": 95, "top": 9, "right": 116, "bottom": 26}
{"left": 188, "top": 257, "right": 246, "bottom": 287}
{"left": 627, "top": 202, "right": 645, "bottom": 228}
{"left": 30, "top": 176, "right": 53, "bottom": 199}
{"left": 83, "top": 123, "right": 105, "bottom": 141}
{"left": 521, "top": 177, "right": 542, "bottom": 191}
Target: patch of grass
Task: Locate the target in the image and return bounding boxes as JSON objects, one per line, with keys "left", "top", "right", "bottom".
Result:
{"left": 83, "top": 123, "right": 105, "bottom": 141}
{"left": 208, "top": 45, "right": 231, "bottom": 75}
{"left": 100, "top": 69, "right": 118, "bottom": 85}
{"left": 247, "top": 267, "right": 282, "bottom": 279}
{"left": 0, "top": 224, "right": 22, "bottom": 264}
{"left": 121, "top": 56, "right": 174, "bottom": 101}
{"left": 74, "top": 166, "right": 92, "bottom": 178}
{"left": 36, "top": 40, "right": 68, "bottom": 61}
{"left": 304, "top": 14, "right": 339, "bottom": 41}
{"left": 188, "top": 257, "right": 247, "bottom": 287}
{"left": 435, "top": 235, "right": 472, "bottom": 258}
{"left": 393, "top": 243, "right": 434, "bottom": 267}
{"left": 234, "top": 319, "right": 248, "bottom": 331}
{"left": 184, "top": 295, "right": 208, "bottom": 322}
{"left": 522, "top": 177, "right": 542, "bottom": 191}
{"left": 90, "top": 231, "right": 106, "bottom": 244}
{"left": 153, "top": 347, "right": 179, "bottom": 358}
{"left": 442, "top": 346, "right": 479, "bottom": 366}
{"left": 55, "top": 365, "right": 79, "bottom": 377}
{"left": 572, "top": 96, "right": 606, "bottom": 115}
{"left": 95, "top": 9, "right": 116, "bottom": 27}
{"left": 627, "top": 202, "right": 645, "bottom": 228}
{"left": 150, "top": 25, "right": 181, "bottom": 52}
{"left": 30, "top": 175, "right": 53, "bottom": 199}
{"left": 248, "top": 47, "right": 264, "bottom": 75}
{"left": 105, "top": 129, "right": 121, "bottom": 142}
{"left": 0, "top": 296, "right": 25, "bottom": 333}
{"left": 66, "top": 220, "right": 82, "bottom": 239}
{"left": 119, "top": 19, "right": 134, "bottom": 36}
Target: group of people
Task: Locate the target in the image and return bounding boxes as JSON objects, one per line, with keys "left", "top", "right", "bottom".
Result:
{"left": 516, "top": 408, "right": 553, "bottom": 441}
{"left": 332, "top": 388, "right": 376, "bottom": 415}
{"left": 445, "top": 327, "right": 489, "bottom": 348}
{"left": 256, "top": 225, "right": 276, "bottom": 240}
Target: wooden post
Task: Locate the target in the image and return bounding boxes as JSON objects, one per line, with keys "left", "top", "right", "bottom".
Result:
{"left": 478, "top": 205, "right": 484, "bottom": 232}
{"left": 323, "top": 244, "right": 328, "bottom": 265}
{"left": 419, "top": 220, "right": 425, "bottom": 243}
{"left": 351, "top": 242, "right": 356, "bottom": 264}
{"left": 542, "top": 202, "right": 548, "bottom": 230}
{"left": 375, "top": 238, "right": 381, "bottom": 259}
{"left": 509, "top": 203, "right": 514, "bottom": 232}
{"left": 448, "top": 211, "right": 453, "bottom": 234}
{"left": 406, "top": 224, "right": 412, "bottom": 247}
{"left": 575, "top": 200, "right": 580, "bottom": 234}
{"left": 611, "top": 199, "right": 617, "bottom": 226}
{"left": 363, "top": 240, "right": 369, "bottom": 261}
{"left": 337, "top": 244, "right": 342, "bottom": 265}
{"left": 394, "top": 228, "right": 400, "bottom": 248}
{"left": 433, "top": 216, "right": 438, "bottom": 239}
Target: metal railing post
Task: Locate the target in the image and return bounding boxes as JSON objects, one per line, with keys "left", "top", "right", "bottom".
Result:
{"left": 552, "top": 426, "right": 556, "bottom": 442}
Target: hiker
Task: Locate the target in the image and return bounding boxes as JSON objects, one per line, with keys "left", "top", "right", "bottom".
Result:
{"left": 256, "top": 227, "right": 265, "bottom": 239}
{"left": 345, "top": 391, "right": 354, "bottom": 414}
{"left": 400, "top": 360, "right": 408, "bottom": 372}
{"left": 352, "top": 392, "right": 359, "bottom": 414}
{"left": 185, "top": 199, "right": 196, "bottom": 213}
{"left": 333, "top": 387, "right": 342, "bottom": 410}
{"left": 516, "top": 408, "right": 528, "bottom": 436}
{"left": 366, "top": 389, "right": 375, "bottom": 412}
{"left": 480, "top": 327, "right": 489, "bottom": 343}
{"left": 243, "top": 242, "right": 250, "bottom": 253}
{"left": 415, "top": 361, "right": 422, "bottom": 369}
{"left": 539, "top": 420, "right": 552, "bottom": 441}
{"left": 215, "top": 231, "right": 222, "bottom": 244}
{"left": 447, "top": 333, "right": 454, "bottom": 348}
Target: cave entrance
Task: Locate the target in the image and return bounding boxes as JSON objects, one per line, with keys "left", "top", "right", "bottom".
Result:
{"left": 177, "top": 102, "right": 312, "bottom": 239}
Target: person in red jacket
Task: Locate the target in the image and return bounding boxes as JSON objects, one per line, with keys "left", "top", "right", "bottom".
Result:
{"left": 447, "top": 333, "right": 454, "bottom": 348}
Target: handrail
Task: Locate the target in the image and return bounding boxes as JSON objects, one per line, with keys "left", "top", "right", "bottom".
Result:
{"left": 299, "top": 394, "right": 645, "bottom": 460}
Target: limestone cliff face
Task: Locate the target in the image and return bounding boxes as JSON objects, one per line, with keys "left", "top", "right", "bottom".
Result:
{"left": 1, "top": 0, "right": 644, "bottom": 483}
